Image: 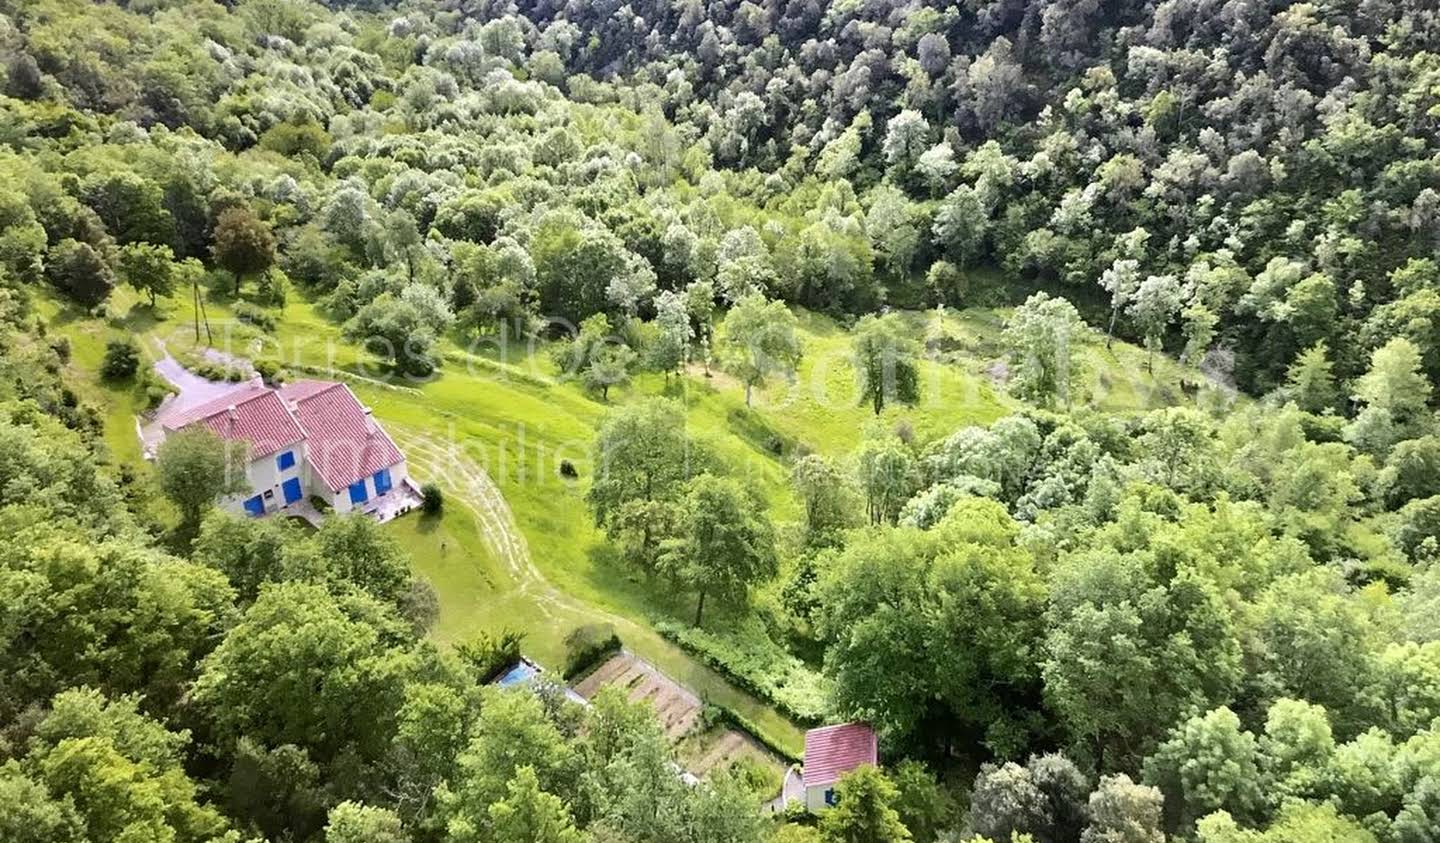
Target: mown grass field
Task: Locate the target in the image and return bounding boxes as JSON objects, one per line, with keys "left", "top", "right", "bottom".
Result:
{"left": 43, "top": 274, "right": 1219, "bottom": 758}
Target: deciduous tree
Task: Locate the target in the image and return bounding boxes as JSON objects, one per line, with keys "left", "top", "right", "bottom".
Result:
{"left": 719, "top": 293, "right": 803, "bottom": 407}
{"left": 212, "top": 206, "right": 276, "bottom": 295}
{"left": 853, "top": 313, "right": 921, "bottom": 415}
{"left": 660, "top": 474, "right": 777, "bottom": 627}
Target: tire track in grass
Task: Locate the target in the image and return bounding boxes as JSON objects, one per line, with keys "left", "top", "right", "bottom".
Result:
{"left": 392, "top": 426, "right": 565, "bottom": 622}
{"left": 395, "top": 425, "right": 635, "bottom": 627}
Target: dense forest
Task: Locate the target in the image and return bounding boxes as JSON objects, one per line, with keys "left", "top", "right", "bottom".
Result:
{"left": 3, "top": 0, "right": 1440, "bottom": 841}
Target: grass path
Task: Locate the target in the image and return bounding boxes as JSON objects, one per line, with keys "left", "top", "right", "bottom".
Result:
{"left": 391, "top": 424, "right": 807, "bottom": 755}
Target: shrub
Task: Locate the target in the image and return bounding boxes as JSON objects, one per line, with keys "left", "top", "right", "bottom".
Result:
{"left": 421, "top": 482, "right": 443, "bottom": 514}
{"left": 400, "top": 577, "right": 440, "bottom": 634}
{"left": 144, "top": 382, "right": 173, "bottom": 410}
{"left": 563, "top": 623, "right": 621, "bottom": 679}
{"left": 456, "top": 629, "right": 526, "bottom": 683}
{"left": 254, "top": 358, "right": 283, "bottom": 384}
{"left": 559, "top": 459, "right": 578, "bottom": 479}
{"left": 309, "top": 494, "right": 332, "bottom": 513}
{"left": 234, "top": 302, "right": 277, "bottom": 332}
{"left": 100, "top": 338, "right": 140, "bottom": 380}
{"left": 728, "top": 754, "right": 783, "bottom": 799}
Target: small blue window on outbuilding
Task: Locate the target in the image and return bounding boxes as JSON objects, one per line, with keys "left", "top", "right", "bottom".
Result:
{"left": 348, "top": 479, "right": 369, "bottom": 505}
{"left": 373, "top": 467, "right": 392, "bottom": 495}
{"left": 243, "top": 495, "right": 265, "bottom": 517}
{"left": 277, "top": 450, "right": 296, "bottom": 471}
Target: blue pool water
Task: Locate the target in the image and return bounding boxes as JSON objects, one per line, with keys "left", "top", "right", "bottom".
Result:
{"left": 496, "top": 661, "right": 539, "bottom": 687}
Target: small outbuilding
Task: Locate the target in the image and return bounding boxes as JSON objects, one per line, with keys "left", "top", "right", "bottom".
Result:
{"left": 800, "top": 722, "right": 878, "bottom": 811}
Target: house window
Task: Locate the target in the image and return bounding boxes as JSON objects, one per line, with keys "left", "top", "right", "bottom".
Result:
{"left": 373, "top": 467, "right": 392, "bottom": 495}
{"left": 348, "top": 479, "right": 369, "bottom": 505}
{"left": 277, "top": 450, "right": 296, "bottom": 471}
{"left": 243, "top": 495, "right": 265, "bottom": 517}
{"left": 263, "top": 489, "right": 274, "bottom": 500}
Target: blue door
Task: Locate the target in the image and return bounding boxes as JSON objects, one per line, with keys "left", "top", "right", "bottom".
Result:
{"left": 243, "top": 495, "right": 265, "bottom": 517}
{"left": 373, "top": 468, "right": 392, "bottom": 495}
{"left": 282, "top": 477, "right": 303, "bottom": 505}
{"left": 348, "top": 479, "right": 368, "bottom": 505}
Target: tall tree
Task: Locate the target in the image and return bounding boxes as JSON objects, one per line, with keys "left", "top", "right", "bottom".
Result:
{"left": 660, "top": 474, "right": 777, "bottom": 627}
{"left": 1002, "top": 293, "right": 1086, "bottom": 408}
{"left": 1143, "top": 707, "right": 1263, "bottom": 836}
{"left": 1082, "top": 775, "right": 1164, "bottom": 843}
{"left": 211, "top": 206, "right": 276, "bottom": 295}
{"left": 1128, "top": 274, "right": 1183, "bottom": 372}
{"left": 649, "top": 289, "right": 694, "bottom": 378}
{"left": 488, "top": 766, "right": 584, "bottom": 843}
{"left": 325, "top": 802, "right": 408, "bottom": 843}
{"left": 659, "top": 472, "right": 777, "bottom": 625}
{"left": 719, "top": 294, "right": 803, "bottom": 407}
{"left": 587, "top": 399, "right": 701, "bottom": 533}
{"left": 1285, "top": 342, "right": 1339, "bottom": 413}
{"left": 46, "top": 239, "right": 114, "bottom": 307}
{"left": 116, "top": 242, "right": 177, "bottom": 306}
{"left": 155, "top": 427, "right": 247, "bottom": 538}
{"left": 191, "top": 583, "right": 411, "bottom": 766}
{"left": 791, "top": 454, "right": 858, "bottom": 541}
{"left": 852, "top": 313, "right": 922, "bottom": 415}
{"left": 583, "top": 342, "right": 637, "bottom": 400}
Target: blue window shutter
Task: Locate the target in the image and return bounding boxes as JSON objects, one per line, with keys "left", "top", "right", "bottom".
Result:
{"left": 348, "top": 480, "right": 368, "bottom": 505}
{"left": 277, "top": 451, "right": 295, "bottom": 471}
{"left": 243, "top": 495, "right": 265, "bottom": 517}
{"left": 373, "top": 468, "right": 392, "bottom": 494}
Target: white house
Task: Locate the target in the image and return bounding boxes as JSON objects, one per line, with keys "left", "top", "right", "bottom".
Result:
{"left": 160, "top": 378, "right": 414, "bottom": 521}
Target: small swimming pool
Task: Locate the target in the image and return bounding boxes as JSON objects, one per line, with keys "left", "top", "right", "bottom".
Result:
{"left": 495, "top": 660, "right": 539, "bottom": 687}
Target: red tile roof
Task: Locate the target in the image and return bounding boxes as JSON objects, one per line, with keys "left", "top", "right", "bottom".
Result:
{"left": 803, "top": 723, "right": 878, "bottom": 788}
{"left": 280, "top": 380, "right": 404, "bottom": 492}
{"left": 163, "top": 383, "right": 305, "bottom": 461}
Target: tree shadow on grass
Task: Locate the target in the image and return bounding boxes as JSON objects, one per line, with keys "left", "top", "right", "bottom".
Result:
{"left": 583, "top": 541, "right": 693, "bottom": 621}
{"left": 415, "top": 509, "right": 443, "bottom": 535}
{"left": 113, "top": 303, "right": 164, "bottom": 335}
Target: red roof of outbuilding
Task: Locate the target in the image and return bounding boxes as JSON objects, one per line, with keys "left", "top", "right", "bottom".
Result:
{"left": 279, "top": 380, "right": 404, "bottom": 492}
{"left": 803, "top": 723, "right": 878, "bottom": 788}
{"left": 162, "top": 383, "right": 305, "bottom": 461}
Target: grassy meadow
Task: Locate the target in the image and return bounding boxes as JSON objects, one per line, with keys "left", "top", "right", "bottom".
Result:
{"left": 41, "top": 272, "right": 1220, "bottom": 757}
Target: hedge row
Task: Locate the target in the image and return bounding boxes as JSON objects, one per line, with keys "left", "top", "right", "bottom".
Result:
{"left": 703, "top": 704, "right": 802, "bottom": 765}
{"left": 657, "top": 621, "right": 828, "bottom": 725}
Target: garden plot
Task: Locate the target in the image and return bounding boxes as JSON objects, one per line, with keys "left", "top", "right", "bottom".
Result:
{"left": 574, "top": 652, "right": 787, "bottom": 781}
{"left": 574, "top": 651, "right": 704, "bottom": 740}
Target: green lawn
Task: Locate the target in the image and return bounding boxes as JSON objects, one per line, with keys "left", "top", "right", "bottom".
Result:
{"left": 45, "top": 275, "right": 1218, "bottom": 760}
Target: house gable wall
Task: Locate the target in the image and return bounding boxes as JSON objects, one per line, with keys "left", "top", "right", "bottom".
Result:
{"left": 221, "top": 441, "right": 309, "bottom": 516}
